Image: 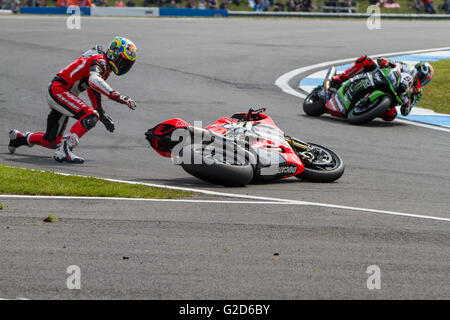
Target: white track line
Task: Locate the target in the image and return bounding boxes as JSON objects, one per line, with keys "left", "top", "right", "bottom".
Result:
{"left": 1, "top": 168, "right": 450, "bottom": 222}
{"left": 0, "top": 194, "right": 285, "bottom": 205}
{"left": 275, "top": 47, "right": 450, "bottom": 133}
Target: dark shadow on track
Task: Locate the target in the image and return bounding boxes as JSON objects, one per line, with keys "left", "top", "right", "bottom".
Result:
{"left": 133, "top": 175, "right": 323, "bottom": 189}
{"left": 1, "top": 154, "right": 95, "bottom": 167}
{"left": 297, "top": 114, "right": 408, "bottom": 128}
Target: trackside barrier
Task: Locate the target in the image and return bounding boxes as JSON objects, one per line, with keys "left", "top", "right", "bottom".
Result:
{"left": 0, "top": 9, "right": 13, "bottom": 14}
{"left": 159, "top": 8, "right": 228, "bottom": 17}
{"left": 228, "top": 10, "right": 450, "bottom": 19}
{"left": 20, "top": 7, "right": 90, "bottom": 15}
{"left": 16, "top": 7, "right": 448, "bottom": 19}
{"left": 90, "top": 7, "right": 159, "bottom": 16}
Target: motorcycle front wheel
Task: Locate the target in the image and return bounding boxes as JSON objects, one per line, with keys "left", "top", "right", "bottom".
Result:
{"left": 291, "top": 141, "right": 344, "bottom": 183}
{"left": 347, "top": 95, "right": 392, "bottom": 125}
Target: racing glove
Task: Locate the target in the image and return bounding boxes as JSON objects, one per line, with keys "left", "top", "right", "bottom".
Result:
{"left": 109, "top": 91, "right": 137, "bottom": 110}
{"left": 100, "top": 113, "right": 115, "bottom": 133}
{"left": 400, "top": 93, "right": 412, "bottom": 116}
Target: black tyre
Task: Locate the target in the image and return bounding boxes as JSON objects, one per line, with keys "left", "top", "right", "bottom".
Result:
{"left": 347, "top": 96, "right": 393, "bottom": 125}
{"left": 180, "top": 144, "right": 254, "bottom": 187}
{"left": 303, "top": 88, "right": 326, "bottom": 117}
{"left": 293, "top": 142, "right": 344, "bottom": 183}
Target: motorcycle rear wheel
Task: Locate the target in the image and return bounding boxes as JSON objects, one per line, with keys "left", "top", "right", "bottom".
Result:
{"left": 303, "top": 88, "right": 326, "bottom": 117}
{"left": 180, "top": 144, "right": 254, "bottom": 187}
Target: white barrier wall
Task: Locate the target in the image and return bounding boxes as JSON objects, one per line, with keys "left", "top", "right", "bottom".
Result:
{"left": 90, "top": 7, "right": 159, "bottom": 17}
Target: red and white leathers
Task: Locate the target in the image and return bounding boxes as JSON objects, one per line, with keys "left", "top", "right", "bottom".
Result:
{"left": 332, "top": 55, "right": 422, "bottom": 121}
{"left": 26, "top": 46, "right": 115, "bottom": 152}
{"left": 9, "top": 44, "right": 136, "bottom": 162}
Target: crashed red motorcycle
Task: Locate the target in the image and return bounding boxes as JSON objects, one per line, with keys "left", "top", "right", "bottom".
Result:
{"left": 145, "top": 108, "right": 344, "bottom": 186}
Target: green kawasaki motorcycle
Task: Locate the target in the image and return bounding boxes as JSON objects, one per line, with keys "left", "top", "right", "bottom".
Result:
{"left": 303, "top": 66, "right": 404, "bottom": 124}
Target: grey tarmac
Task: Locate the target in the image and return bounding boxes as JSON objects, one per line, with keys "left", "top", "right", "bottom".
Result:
{"left": 0, "top": 16, "right": 449, "bottom": 299}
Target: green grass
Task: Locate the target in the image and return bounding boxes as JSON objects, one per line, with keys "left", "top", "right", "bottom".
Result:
{"left": 418, "top": 59, "right": 450, "bottom": 115}
{"left": 0, "top": 202, "right": 4, "bottom": 210}
{"left": 0, "top": 165, "right": 192, "bottom": 199}
{"left": 43, "top": 215, "right": 59, "bottom": 222}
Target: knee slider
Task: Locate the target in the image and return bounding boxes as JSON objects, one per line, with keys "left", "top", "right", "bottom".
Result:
{"left": 81, "top": 113, "right": 99, "bottom": 130}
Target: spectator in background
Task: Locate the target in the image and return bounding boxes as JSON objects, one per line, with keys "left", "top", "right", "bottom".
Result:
{"left": 1, "top": 0, "right": 20, "bottom": 12}
{"left": 409, "top": 0, "right": 421, "bottom": 10}
{"left": 57, "top": 0, "right": 72, "bottom": 6}
{"left": 261, "top": 0, "right": 270, "bottom": 10}
{"left": 93, "top": 0, "right": 108, "bottom": 6}
{"left": 273, "top": 0, "right": 285, "bottom": 10}
{"left": 115, "top": 0, "right": 124, "bottom": 6}
{"left": 36, "top": 0, "right": 46, "bottom": 6}
{"left": 422, "top": 0, "right": 436, "bottom": 12}
{"left": 198, "top": 0, "right": 207, "bottom": 8}
{"left": 208, "top": 0, "right": 218, "bottom": 8}
{"left": 126, "top": 0, "right": 136, "bottom": 6}
{"left": 73, "top": 0, "right": 92, "bottom": 6}
{"left": 253, "top": 0, "right": 262, "bottom": 10}
{"left": 184, "top": 0, "right": 195, "bottom": 7}
{"left": 143, "top": 0, "right": 155, "bottom": 5}
{"left": 168, "top": 0, "right": 178, "bottom": 7}
{"left": 219, "top": 0, "right": 228, "bottom": 9}
{"left": 439, "top": 0, "right": 449, "bottom": 11}
{"left": 286, "top": 0, "right": 301, "bottom": 11}
{"left": 302, "top": 0, "right": 312, "bottom": 11}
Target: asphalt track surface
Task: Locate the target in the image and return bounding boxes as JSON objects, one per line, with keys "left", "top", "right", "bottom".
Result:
{"left": 0, "top": 16, "right": 449, "bottom": 299}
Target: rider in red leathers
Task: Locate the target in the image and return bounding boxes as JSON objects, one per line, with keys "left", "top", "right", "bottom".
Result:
{"left": 331, "top": 55, "right": 434, "bottom": 121}
{"left": 8, "top": 37, "right": 137, "bottom": 163}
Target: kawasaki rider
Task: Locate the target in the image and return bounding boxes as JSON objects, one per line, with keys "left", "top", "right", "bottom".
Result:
{"left": 332, "top": 55, "right": 434, "bottom": 120}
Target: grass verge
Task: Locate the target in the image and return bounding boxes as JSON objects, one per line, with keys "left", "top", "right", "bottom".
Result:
{"left": 419, "top": 59, "right": 450, "bottom": 115}
{"left": 0, "top": 202, "right": 4, "bottom": 210}
{"left": 0, "top": 165, "right": 192, "bottom": 199}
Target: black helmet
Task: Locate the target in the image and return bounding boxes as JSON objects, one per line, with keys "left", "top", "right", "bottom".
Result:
{"left": 415, "top": 62, "right": 434, "bottom": 88}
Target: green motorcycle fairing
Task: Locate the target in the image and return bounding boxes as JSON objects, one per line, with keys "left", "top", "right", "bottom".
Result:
{"left": 332, "top": 67, "right": 402, "bottom": 114}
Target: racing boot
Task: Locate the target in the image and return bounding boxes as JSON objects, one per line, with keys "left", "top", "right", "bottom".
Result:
{"left": 380, "top": 108, "right": 398, "bottom": 121}
{"left": 8, "top": 129, "right": 32, "bottom": 154}
{"left": 332, "top": 55, "right": 376, "bottom": 86}
{"left": 54, "top": 133, "right": 84, "bottom": 164}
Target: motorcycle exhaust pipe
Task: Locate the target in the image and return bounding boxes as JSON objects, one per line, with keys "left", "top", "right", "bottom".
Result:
{"left": 323, "top": 66, "right": 336, "bottom": 91}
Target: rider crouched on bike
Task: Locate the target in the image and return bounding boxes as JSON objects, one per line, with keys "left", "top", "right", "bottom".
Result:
{"left": 8, "top": 36, "right": 137, "bottom": 163}
{"left": 331, "top": 55, "right": 434, "bottom": 121}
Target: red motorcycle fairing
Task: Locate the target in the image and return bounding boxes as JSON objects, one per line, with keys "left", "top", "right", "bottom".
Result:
{"left": 204, "top": 112, "right": 304, "bottom": 179}
{"left": 325, "top": 96, "right": 346, "bottom": 118}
